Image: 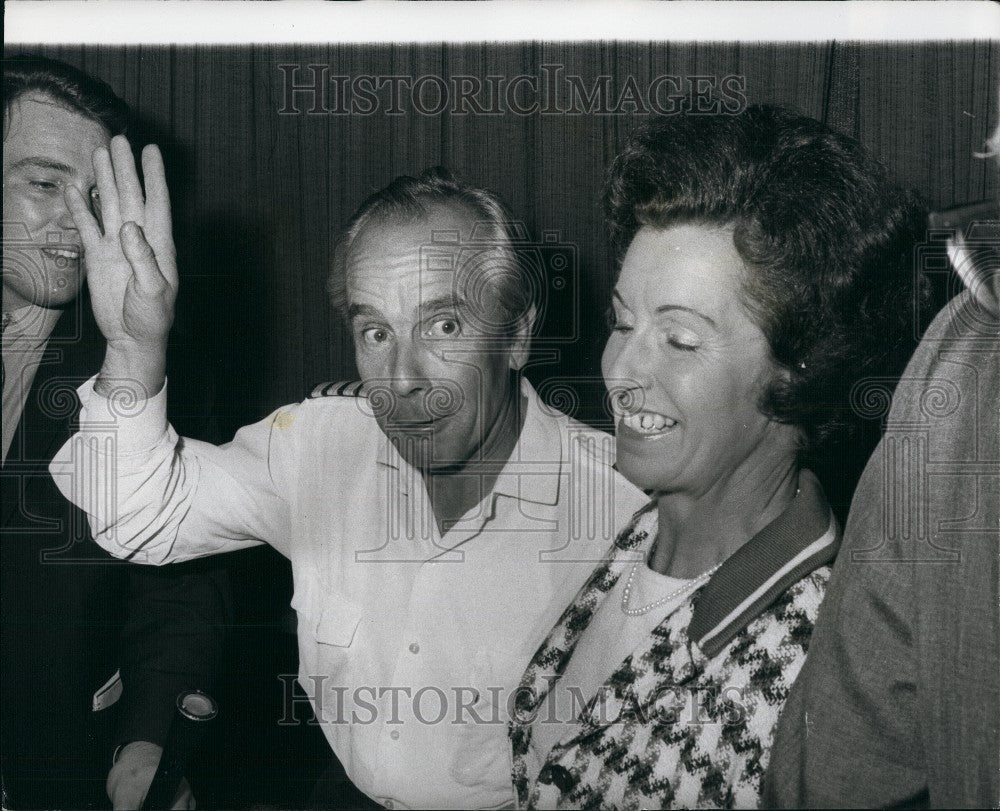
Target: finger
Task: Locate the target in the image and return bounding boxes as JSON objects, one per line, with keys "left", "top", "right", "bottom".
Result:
{"left": 93, "top": 146, "right": 121, "bottom": 234}
{"left": 111, "top": 136, "right": 145, "bottom": 225}
{"left": 121, "top": 221, "right": 170, "bottom": 293}
{"left": 64, "top": 185, "right": 102, "bottom": 246}
{"left": 141, "top": 145, "right": 176, "bottom": 270}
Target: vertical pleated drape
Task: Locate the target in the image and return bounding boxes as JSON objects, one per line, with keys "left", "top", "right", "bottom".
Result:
{"left": 16, "top": 42, "right": 999, "bottom": 432}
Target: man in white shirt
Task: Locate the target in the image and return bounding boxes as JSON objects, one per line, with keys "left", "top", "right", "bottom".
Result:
{"left": 51, "top": 150, "right": 645, "bottom": 808}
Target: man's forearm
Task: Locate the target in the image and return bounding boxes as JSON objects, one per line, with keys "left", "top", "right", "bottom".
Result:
{"left": 95, "top": 339, "right": 168, "bottom": 400}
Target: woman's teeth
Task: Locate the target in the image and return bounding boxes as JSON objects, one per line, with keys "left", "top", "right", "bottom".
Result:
{"left": 42, "top": 247, "right": 80, "bottom": 260}
{"left": 623, "top": 411, "right": 677, "bottom": 434}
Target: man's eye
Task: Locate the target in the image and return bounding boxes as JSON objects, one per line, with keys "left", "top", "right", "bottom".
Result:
{"left": 361, "top": 327, "right": 390, "bottom": 345}
{"left": 29, "top": 180, "right": 59, "bottom": 192}
{"left": 426, "top": 318, "right": 461, "bottom": 338}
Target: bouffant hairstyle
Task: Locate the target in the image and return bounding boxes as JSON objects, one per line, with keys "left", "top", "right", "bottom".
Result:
{"left": 604, "top": 104, "right": 929, "bottom": 462}
{"left": 3, "top": 54, "right": 128, "bottom": 137}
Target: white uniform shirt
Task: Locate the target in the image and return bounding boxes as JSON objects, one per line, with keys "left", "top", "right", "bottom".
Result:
{"left": 52, "top": 377, "right": 645, "bottom": 809}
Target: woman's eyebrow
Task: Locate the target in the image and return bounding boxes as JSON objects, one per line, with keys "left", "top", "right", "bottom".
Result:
{"left": 654, "top": 304, "right": 717, "bottom": 329}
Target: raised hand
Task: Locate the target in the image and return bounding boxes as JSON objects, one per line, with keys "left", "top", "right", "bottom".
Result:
{"left": 66, "top": 136, "right": 177, "bottom": 398}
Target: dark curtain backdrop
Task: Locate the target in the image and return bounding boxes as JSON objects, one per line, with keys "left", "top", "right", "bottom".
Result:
{"left": 9, "top": 41, "right": 999, "bottom": 807}
{"left": 16, "top": 42, "right": 1000, "bottom": 434}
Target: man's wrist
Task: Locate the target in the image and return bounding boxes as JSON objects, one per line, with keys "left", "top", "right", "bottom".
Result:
{"left": 96, "top": 340, "right": 167, "bottom": 400}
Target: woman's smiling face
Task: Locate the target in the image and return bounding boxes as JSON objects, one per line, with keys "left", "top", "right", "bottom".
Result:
{"left": 602, "top": 222, "right": 793, "bottom": 496}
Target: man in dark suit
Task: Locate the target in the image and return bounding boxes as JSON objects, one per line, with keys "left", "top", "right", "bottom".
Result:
{"left": 2, "top": 55, "right": 230, "bottom": 809}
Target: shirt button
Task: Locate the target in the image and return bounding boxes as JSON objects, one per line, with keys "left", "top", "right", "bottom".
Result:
{"left": 384, "top": 802, "right": 394, "bottom": 810}
{"left": 408, "top": 642, "right": 420, "bottom": 654}
{"left": 390, "top": 730, "right": 400, "bottom": 740}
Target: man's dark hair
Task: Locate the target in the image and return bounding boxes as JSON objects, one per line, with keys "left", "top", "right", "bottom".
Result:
{"left": 605, "top": 104, "right": 929, "bottom": 462}
{"left": 329, "top": 166, "right": 533, "bottom": 338}
{"left": 3, "top": 53, "right": 128, "bottom": 136}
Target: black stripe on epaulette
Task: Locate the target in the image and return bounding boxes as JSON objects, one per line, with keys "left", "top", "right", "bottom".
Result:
{"left": 308, "top": 380, "right": 366, "bottom": 399}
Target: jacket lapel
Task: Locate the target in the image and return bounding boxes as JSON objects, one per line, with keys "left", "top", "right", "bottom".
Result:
{"left": 558, "top": 584, "right": 710, "bottom": 753}
{"left": 512, "top": 504, "right": 655, "bottom": 722}
{"left": 510, "top": 504, "right": 653, "bottom": 805}
{"left": 2, "top": 301, "right": 103, "bottom": 529}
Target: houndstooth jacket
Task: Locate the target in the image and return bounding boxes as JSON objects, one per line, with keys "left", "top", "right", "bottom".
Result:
{"left": 510, "top": 470, "right": 839, "bottom": 810}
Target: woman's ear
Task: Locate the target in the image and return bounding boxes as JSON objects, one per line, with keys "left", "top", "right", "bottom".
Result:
{"left": 508, "top": 303, "right": 537, "bottom": 371}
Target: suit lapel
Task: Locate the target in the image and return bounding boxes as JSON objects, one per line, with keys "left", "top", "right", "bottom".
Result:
{"left": 2, "top": 301, "right": 103, "bottom": 529}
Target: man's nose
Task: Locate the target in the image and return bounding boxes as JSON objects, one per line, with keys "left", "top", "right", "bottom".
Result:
{"left": 387, "top": 340, "right": 427, "bottom": 397}
{"left": 54, "top": 195, "right": 79, "bottom": 234}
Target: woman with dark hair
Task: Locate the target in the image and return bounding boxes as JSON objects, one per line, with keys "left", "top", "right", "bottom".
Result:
{"left": 509, "top": 105, "right": 927, "bottom": 810}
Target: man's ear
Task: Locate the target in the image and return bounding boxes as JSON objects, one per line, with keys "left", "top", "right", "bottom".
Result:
{"left": 508, "top": 303, "right": 537, "bottom": 371}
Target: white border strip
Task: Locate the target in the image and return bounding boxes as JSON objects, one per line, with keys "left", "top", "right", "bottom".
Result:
{"left": 698, "top": 517, "right": 839, "bottom": 649}
{"left": 5, "top": 1, "right": 998, "bottom": 46}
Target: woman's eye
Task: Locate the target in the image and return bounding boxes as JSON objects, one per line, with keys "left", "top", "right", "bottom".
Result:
{"left": 427, "top": 318, "right": 461, "bottom": 338}
{"left": 361, "top": 327, "right": 389, "bottom": 345}
{"left": 607, "top": 311, "right": 633, "bottom": 333}
{"left": 667, "top": 334, "right": 699, "bottom": 351}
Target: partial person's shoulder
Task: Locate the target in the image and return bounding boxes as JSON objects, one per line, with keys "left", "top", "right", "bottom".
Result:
{"left": 306, "top": 380, "right": 367, "bottom": 401}
{"left": 302, "top": 380, "right": 373, "bottom": 416}
{"left": 272, "top": 380, "right": 378, "bottom": 434}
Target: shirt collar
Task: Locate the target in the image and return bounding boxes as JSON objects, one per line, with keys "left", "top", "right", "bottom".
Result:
{"left": 687, "top": 468, "right": 840, "bottom": 657}
{"left": 374, "top": 377, "right": 563, "bottom": 506}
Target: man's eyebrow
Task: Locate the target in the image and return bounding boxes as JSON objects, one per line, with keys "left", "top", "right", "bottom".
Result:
{"left": 347, "top": 303, "right": 382, "bottom": 320}
{"left": 419, "top": 295, "right": 467, "bottom": 315}
{"left": 9, "top": 157, "right": 75, "bottom": 174}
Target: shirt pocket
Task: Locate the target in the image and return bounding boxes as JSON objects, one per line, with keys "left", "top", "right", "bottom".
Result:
{"left": 312, "top": 594, "right": 364, "bottom": 647}
{"left": 291, "top": 575, "right": 363, "bottom": 648}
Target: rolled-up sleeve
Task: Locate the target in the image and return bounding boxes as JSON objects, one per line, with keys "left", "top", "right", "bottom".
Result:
{"left": 50, "top": 377, "right": 296, "bottom": 564}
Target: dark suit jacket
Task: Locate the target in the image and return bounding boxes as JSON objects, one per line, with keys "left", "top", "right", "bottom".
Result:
{"left": 1, "top": 298, "right": 231, "bottom": 809}
{"left": 763, "top": 288, "right": 1000, "bottom": 808}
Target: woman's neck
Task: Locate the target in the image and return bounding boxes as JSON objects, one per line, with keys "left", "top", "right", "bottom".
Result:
{"left": 649, "top": 459, "right": 800, "bottom": 579}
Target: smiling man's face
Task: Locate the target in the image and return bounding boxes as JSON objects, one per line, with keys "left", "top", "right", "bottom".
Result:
{"left": 2, "top": 92, "right": 109, "bottom": 311}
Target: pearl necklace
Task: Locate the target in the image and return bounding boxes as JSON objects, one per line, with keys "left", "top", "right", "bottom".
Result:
{"left": 620, "top": 557, "right": 723, "bottom": 617}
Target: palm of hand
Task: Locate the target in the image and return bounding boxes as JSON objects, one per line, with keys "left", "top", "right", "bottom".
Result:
{"left": 67, "top": 136, "right": 178, "bottom": 349}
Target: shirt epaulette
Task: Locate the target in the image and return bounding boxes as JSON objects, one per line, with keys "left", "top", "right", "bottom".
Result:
{"left": 308, "top": 380, "right": 366, "bottom": 399}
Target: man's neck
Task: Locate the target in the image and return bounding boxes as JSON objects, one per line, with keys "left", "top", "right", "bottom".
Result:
{"left": 424, "top": 388, "right": 528, "bottom": 535}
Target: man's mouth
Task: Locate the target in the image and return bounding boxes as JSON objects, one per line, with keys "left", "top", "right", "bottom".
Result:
{"left": 386, "top": 417, "right": 438, "bottom": 429}
{"left": 619, "top": 410, "right": 678, "bottom": 437}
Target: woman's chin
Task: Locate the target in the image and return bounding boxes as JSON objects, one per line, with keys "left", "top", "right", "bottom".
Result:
{"left": 614, "top": 454, "right": 676, "bottom": 494}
